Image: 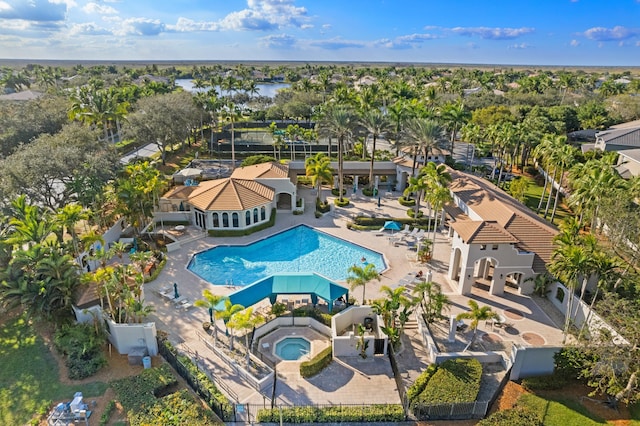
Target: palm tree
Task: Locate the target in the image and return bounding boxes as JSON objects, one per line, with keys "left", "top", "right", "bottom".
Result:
{"left": 217, "top": 299, "right": 244, "bottom": 342}
{"left": 317, "top": 106, "right": 357, "bottom": 203}
{"left": 404, "top": 174, "right": 429, "bottom": 219}
{"left": 221, "top": 100, "right": 243, "bottom": 169}
{"left": 421, "top": 163, "right": 452, "bottom": 244}
{"left": 227, "top": 307, "right": 265, "bottom": 368}
{"left": 440, "top": 101, "right": 471, "bottom": 154}
{"left": 305, "top": 153, "right": 333, "bottom": 204}
{"left": 194, "top": 290, "right": 228, "bottom": 347}
{"left": 412, "top": 280, "right": 450, "bottom": 322}
{"left": 547, "top": 140, "right": 575, "bottom": 222}
{"left": 549, "top": 243, "right": 595, "bottom": 344}
{"left": 359, "top": 109, "right": 390, "bottom": 189}
{"left": 455, "top": 300, "right": 499, "bottom": 351}
{"left": 55, "top": 204, "right": 90, "bottom": 256}
{"left": 346, "top": 262, "right": 380, "bottom": 305}
{"left": 404, "top": 117, "right": 445, "bottom": 176}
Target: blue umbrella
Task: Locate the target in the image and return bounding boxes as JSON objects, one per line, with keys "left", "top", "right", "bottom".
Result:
{"left": 173, "top": 282, "right": 180, "bottom": 299}
{"left": 383, "top": 220, "right": 401, "bottom": 233}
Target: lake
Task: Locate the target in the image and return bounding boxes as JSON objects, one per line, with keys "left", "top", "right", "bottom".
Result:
{"left": 175, "top": 79, "right": 290, "bottom": 98}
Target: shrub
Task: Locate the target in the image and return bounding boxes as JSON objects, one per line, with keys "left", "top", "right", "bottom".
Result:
{"left": 524, "top": 165, "right": 538, "bottom": 176}
{"left": 111, "top": 364, "right": 178, "bottom": 414}
{"left": 406, "top": 364, "right": 438, "bottom": 403}
{"left": 415, "top": 358, "right": 482, "bottom": 404}
{"left": 477, "top": 407, "right": 542, "bottom": 425}
{"left": 407, "top": 208, "right": 424, "bottom": 218}
{"left": 271, "top": 302, "right": 287, "bottom": 316}
{"left": 398, "top": 196, "right": 416, "bottom": 207}
{"left": 99, "top": 400, "right": 116, "bottom": 426}
{"left": 362, "top": 187, "right": 374, "bottom": 196}
{"left": 128, "top": 389, "right": 217, "bottom": 426}
{"left": 293, "top": 210, "right": 304, "bottom": 215}
{"left": 553, "top": 346, "right": 595, "bottom": 381}
{"left": 145, "top": 257, "right": 166, "bottom": 283}
{"left": 520, "top": 373, "right": 568, "bottom": 391}
{"left": 315, "top": 211, "right": 323, "bottom": 218}
{"left": 300, "top": 347, "right": 333, "bottom": 378}
{"left": 208, "top": 208, "right": 276, "bottom": 237}
{"left": 316, "top": 198, "right": 330, "bottom": 213}
{"left": 53, "top": 323, "right": 107, "bottom": 380}
{"left": 257, "top": 404, "right": 404, "bottom": 423}
{"left": 331, "top": 188, "right": 346, "bottom": 196}
{"left": 334, "top": 197, "right": 350, "bottom": 207}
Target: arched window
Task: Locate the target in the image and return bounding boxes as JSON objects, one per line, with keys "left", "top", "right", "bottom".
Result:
{"left": 253, "top": 208, "right": 259, "bottom": 222}
{"left": 245, "top": 211, "right": 251, "bottom": 225}
{"left": 222, "top": 213, "right": 229, "bottom": 228}
{"left": 261, "top": 206, "right": 266, "bottom": 220}
{"left": 232, "top": 212, "right": 239, "bottom": 227}
{"left": 212, "top": 213, "right": 219, "bottom": 228}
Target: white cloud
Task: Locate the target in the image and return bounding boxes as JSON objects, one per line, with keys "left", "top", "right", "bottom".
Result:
{"left": 219, "top": 0, "right": 309, "bottom": 31}
{"left": 0, "top": 0, "right": 67, "bottom": 22}
{"left": 570, "top": 39, "right": 579, "bottom": 47}
{"left": 309, "top": 37, "right": 366, "bottom": 50}
{"left": 260, "top": 33, "right": 296, "bottom": 48}
{"left": 509, "top": 43, "right": 530, "bottom": 49}
{"left": 115, "top": 17, "right": 165, "bottom": 36}
{"left": 582, "top": 26, "right": 639, "bottom": 41}
{"left": 451, "top": 26, "right": 534, "bottom": 40}
{"left": 68, "top": 22, "right": 111, "bottom": 35}
{"left": 381, "top": 32, "right": 440, "bottom": 49}
{"left": 168, "top": 17, "right": 219, "bottom": 32}
{"left": 82, "top": 2, "right": 117, "bottom": 15}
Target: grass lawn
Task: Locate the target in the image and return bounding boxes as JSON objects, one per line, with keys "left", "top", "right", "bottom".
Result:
{"left": 506, "top": 176, "right": 574, "bottom": 227}
{"left": 0, "top": 315, "right": 108, "bottom": 425}
{"left": 518, "top": 393, "right": 608, "bottom": 425}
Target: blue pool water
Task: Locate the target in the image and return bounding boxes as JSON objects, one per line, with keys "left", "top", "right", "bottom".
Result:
{"left": 188, "top": 225, "right": 385, "bottom": 286}
{"left": 275, "top": 337, "right": 310, "bottom": 361}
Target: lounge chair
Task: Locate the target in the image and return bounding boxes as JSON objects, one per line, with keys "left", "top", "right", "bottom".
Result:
{"left": 172, "top": 296, "right": 187, "bottom": 305}
{"left": 375, "top": 227, "right": 386, "bottom": 236}
{"left": 413, "top": 229, "right": 426, "bottom": 240}
{"left": 407, "top": 228, "right": 419, "bottom": 238}
{"left": 399, "top": 224, "right": 411, "bottom": 235}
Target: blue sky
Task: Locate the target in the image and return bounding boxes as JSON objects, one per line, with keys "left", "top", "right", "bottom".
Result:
{"left": 0, "top": 0, "right": 639, "bottom": 66}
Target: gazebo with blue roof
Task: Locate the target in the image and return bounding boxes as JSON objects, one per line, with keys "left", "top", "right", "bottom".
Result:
{"left": 219, "top": 272, "right": 349, "bottom": 313}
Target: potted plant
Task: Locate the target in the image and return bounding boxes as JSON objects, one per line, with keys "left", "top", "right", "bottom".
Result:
{"left": 356, "top": 324, "right": 369, "bottom": 359}
{"left": 202, "top": 322, "right": 211, "bottom": 332}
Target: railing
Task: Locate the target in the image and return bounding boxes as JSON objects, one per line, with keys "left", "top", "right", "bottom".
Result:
{"left": 411, "top": 400, "right": 490, "bottom": 421}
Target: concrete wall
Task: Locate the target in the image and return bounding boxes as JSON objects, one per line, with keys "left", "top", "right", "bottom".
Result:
{"left": 105, "top": 319, "right": 158, "bottom": 356}
{"left": 76, "top": 218, "right": 125, "bottom": 273}
{"left": 73, "top": 305, "right": 102, "bottom": 324}
{"left": 331, "top": 306, "right": 384, "bottom": 357}
{"left": 252, "top": 316, "right": 331, "bottom": 343}
{"left": 154, "top": 211, "right": 192, "bottom": 223}
{"left": 510, "top": 345, "right": 561, "bottom": 380}
{"left": 547, "top": 282, "right": 629, "bottom": 345}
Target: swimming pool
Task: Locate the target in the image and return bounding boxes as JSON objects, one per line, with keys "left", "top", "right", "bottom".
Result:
{"left": 274, "top": 337, "right": 310, "bottom": 361}
{"left": 188, "top": 225, "right": 386, "bottom": 286}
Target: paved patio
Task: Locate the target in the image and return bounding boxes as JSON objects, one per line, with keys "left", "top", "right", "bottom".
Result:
{"left": 144, "top": 184, "right": 564, "bottom": 412}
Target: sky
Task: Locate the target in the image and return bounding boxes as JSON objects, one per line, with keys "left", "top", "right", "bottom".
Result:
{"left": 1, "top": 0, "right": 640, "bottom": 66}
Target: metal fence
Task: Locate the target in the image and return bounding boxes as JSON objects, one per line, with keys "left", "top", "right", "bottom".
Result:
{"left": 412, "top": 400, "right": 490, "bottom": 420}
{"left": 157, "top": 338, "right": 236, "bottom": 422}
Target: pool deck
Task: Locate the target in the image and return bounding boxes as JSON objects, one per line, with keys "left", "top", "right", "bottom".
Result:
{"left": 144, "top": 185, "right": 565, "bottom": 412}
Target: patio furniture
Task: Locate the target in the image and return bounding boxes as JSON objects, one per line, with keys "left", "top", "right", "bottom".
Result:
{"left": 172, "top": 296, "right": 187, "bottom": 305}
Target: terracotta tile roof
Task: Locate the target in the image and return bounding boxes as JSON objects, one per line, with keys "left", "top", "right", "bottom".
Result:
{"left": 393, "top": 156, "right": 414, "bottom": 168}
{"left": 161, "top": 185, "right": 198, "bottom": 200}
{"left": 188, "top": 178, "right": 274, "bottom": 211}
{"left": 449, "top": 169, "right": 558, "bottom": 273}
{"left": 451, "top": 220, "right": 518, "bottom": 244}
{"left": 230, "top": 161, "right": 289, "bottom": 179}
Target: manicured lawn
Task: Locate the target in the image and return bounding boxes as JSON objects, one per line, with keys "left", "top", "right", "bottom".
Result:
{"left": 0, "top": 315, "right": 108, "bottom": 425}
{"left": 506, "top": 176, "right": 573, "bottom": 227}
{"left": 518, "top": 393, "right": 607, "bottom": 425}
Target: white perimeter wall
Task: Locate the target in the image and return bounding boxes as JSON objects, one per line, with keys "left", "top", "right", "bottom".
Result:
{"left": 332, "top": 306, "right": 385, "bottom": 357}
{"left": 105, "top": 319, "right": 158, "bottom": 356}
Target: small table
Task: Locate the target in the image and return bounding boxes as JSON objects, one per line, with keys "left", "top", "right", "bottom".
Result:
{"left": 174, "top": 225, "right": 185, "bottom": 233}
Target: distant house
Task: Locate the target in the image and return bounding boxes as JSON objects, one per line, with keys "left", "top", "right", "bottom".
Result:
{"left": 594, "top": 120, "right": 640, "bottom": 178}
{"left": 159, "top": 162, "right": 296, "bottom": 231}
{"left": 445, "top": 170, "right": 557, "bottom": 296}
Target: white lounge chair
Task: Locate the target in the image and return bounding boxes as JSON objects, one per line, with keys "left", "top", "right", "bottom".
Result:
{"left": 172, "top": 296, "right": 187, "bottom": 305}
{"left": 375, "top": 227, "right": 386, "bottom": 236}
{"left": 406, "top": 228, "right": 419, "bottom": 238}
{"left": 413, "top": 229, "right": 426, "bottom": 240}
{"left": 399, "top": 224, "right": 411, "bottom": 235}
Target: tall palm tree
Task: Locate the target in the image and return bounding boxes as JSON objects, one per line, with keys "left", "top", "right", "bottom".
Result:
{"left": 404, "top": 117, "right": 445, "bottom": 176}
{"left": 359, "top": 109, "right": 391, "bottom": 189}
{"left": 549, "top": 143, "right": 576, "bottom": 223}
{"left": 221, "top": 100, "right": 243, "bottom": 169}
{"left": 421, "top": 162, "right": 452, "bottom": 243}
{"left": 455, "top": 300, "right": 499, "bottom": 351}
{"left": 55, "top": 204, "right": 90, "bottom": 256}
{"left": 194, "top": 290, "right": 228, "bottom": 347}
{"left": 317, "top": 106, "right": 357, "bottom": 203}
{"left": 227, "top": 307, "right": 265, "bottom": 368}
{"left": 440, "top": 101, "right": 471, "bottom": 154}
{"left": 346, "top": 262, "right": 380, "bottom": 305}
{"left": 305, "top": 153, "right": 333, "bottom": 204}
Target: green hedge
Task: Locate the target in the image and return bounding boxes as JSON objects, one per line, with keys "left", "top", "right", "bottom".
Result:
{"left": 406, "top": 364, "right": 438, "bottom": 403}
{"left": 128, "top": 389, "right": 217, "bottom": 426}
{"left": 208, "top": 208, "right": 276, "bottom": 237}
{"left": 520, "top": 373, "right": 568, "bottom": 391}
{"left": 256, "top": 404, "right": 405, "bottom": 423}
{"left": 160, "top": 339, "right": 233, "bottom": 419}
{"left": 415, "top": 358, "right": 482, "bottom": 404}
{"left": 111, "top": 364, "right": 178, "bottom": 414}
{"left": 407, "top": 208, "right": 424, "bottom": 218}
{"left": 145, "top": 257, "right": 166, "bottom": 283}
{"left": 477, "top": 407, "right": 542, "bottom": 426}
{"left": 331, "top": 188, "right": 347, "bottom": 196}
{"left": 398, "top": 196, "right": 416, "bottom": 207}
{"left": 334, "top": 197, "right": 350, "bottom": 207}
{"left": 316, "top": 198, "right": 331, "bottom": 213}
{"left": 300, "top": 347, "right": 333, "bottom": 378}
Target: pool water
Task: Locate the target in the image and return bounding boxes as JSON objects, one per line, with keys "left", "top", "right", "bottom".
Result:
{"left": 188, "top": 225, "right": 385, "bottom": 285}
{"left": 275, "top": 337, "right": 310, "bottom": 361}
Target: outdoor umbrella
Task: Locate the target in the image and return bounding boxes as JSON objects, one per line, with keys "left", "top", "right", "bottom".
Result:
{"left": 383, "top": 220, "right": 401, "bottom": 234}
{"left": 173, "top": 282, "right": 180, "bottom": 299}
